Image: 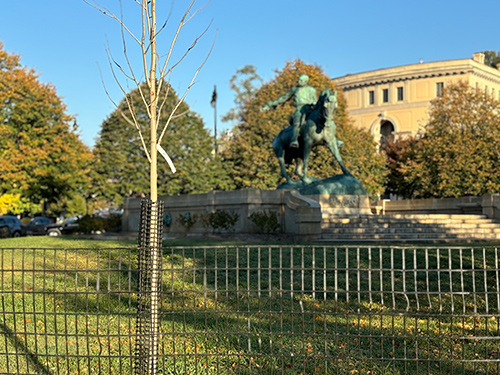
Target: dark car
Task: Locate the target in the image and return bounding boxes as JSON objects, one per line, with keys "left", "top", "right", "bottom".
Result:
{"left": 0, "top": 215, "right": 23, "bottom": 238}
{"left": 22, "top": 216, "right": 55, "bottom": 236}
{"left": 45, "top": 216, "right": 81, "bottom": 236}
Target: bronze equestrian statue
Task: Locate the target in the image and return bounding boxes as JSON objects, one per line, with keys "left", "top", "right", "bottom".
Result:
{"left": 270, "top": 88, "right": 350, "bottom": 184}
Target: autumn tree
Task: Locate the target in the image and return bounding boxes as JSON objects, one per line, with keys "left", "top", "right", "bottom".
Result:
{"left": 93, "top": 82, "right": 233, "bottom": 204}
{"left": 384, "top": 136, "right": 422, "bottom": 198}
{"left": 386, "top": 81, "right": 500, "bottom": 198}
{"left": 0, "top": 43, "right": 93, "bottom": 215}
{"left": 223, "top": 60, "right": 387, "bottom": 197}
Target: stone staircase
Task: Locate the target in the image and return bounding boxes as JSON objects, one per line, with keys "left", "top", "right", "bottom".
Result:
{"left": 321, "top": 213, "right": 500, "bottom": 242}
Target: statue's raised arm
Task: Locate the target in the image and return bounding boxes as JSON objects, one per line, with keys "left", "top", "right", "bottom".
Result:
{"left": 261, "top": 88, "right": 295, "bottom": 112}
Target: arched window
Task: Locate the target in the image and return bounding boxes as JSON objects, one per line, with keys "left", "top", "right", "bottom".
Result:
{"left": 379, "top": 120, "right": 395, "bottom": 150}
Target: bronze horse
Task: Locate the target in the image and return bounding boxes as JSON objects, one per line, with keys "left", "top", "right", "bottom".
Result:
{"left": 272, "top": 89, "right": 350, "bottom": 184}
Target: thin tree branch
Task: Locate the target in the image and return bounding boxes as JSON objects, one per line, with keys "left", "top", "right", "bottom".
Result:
{"left": 98, "top": 60, "right": 151, "bottom": 163}
{"left": 83, "top": 0, "right": 142, "bottom": 46}
{"left": 86, "top": 0, "right": 214, "bottom": 170}
{"left": 105, "top": 44, "right": 151, "bottom": 124}
{"left": 157, "top": 19, "right": 212, "bottom": 99}
{"left": 157, "top": 30, "right": 216, "bottom": 145}
{"left": 154, "top": 0, "right": 196, "bottom": 93}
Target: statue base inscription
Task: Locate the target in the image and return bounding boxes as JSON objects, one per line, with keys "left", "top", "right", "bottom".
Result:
{"left": 277, "top": 174, "right": 366, "bottom": 196}
{"left": 277, "top": 174, "right": 370, "bottom": 216}
{"left": 311, "top": 193, "right": 372, "bottom": 216}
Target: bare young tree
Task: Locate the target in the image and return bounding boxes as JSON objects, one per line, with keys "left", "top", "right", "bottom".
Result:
{"left": 84, "top": 0, "right": 214, "bottom": 202}
{"left": 84, "top": 2, "right": 213, "bottom": 374}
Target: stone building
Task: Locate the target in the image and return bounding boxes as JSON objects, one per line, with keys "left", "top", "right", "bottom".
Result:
{"left": 332, "top": 53, "right": 500, "bottom": 147}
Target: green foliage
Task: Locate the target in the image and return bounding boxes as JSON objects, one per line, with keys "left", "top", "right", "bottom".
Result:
{"left": 384, "top": 137, "right": 422, "bottom": 198}
{"left": 249, "top": 210, "right": 280, "bottom": 234}
{"left": 93, "top": 82, "right": 234, "bottom": 204}
{"left": 0, "top": 43, "right": 93, "bottom": 212}
{"left": 0, "top": 194, "right": 21, "bottom": 215}
{"left": 176, "top": 212, "right": 198, "bottom": 236}
{"left": 105, "top": 214, "right": 122, "bottom": 232}
{"left": 0, "top": 226, "right": 10, "bottom": 238}
{"left": 0, "top": 193, "right": 42, "bottom": 215}
{"left": 483, "top": 50, "right": 500, "bottom": 69}
{"left": 201, "top": 209, "right": 239, "bottom": 234}
{"left": 223, "top": 60, "right": 387, "bottom": 197}
{"left": 77, "top": 214, "right": 122, "bottom": 234}
{"left": 47, "top": 193, "right": 87, "bottom": 218}
{"left": 386, "top": 82, "right": 500, "bottom": 198}
{"left": 77, "top": 215, "right": 107, "bottom": 234}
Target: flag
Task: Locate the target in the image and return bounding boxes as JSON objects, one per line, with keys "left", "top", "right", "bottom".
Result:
{"left": 211, "top": 85, "right": 217, "bottom": 107}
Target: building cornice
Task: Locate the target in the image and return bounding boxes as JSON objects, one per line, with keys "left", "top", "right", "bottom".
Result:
{"left": 333, "top": 59, "right": 500, "bottom": 90}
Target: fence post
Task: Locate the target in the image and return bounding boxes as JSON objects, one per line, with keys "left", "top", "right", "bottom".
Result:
{"left": 135, "top": 198, "right": 164, "bottom": 375}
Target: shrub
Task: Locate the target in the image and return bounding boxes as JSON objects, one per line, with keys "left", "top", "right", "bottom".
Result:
{"left": 77, "top": 214, "right": 122, "bottom": 234}
{"left": 0, "top": 225, "right": 10, "bottom": 238}
{"left": 176, "top": 212, "right": 198, "bottom": 236}
{"left": 105, "top": 214, "right": 122, "bottom": 232}
{"left": 201, "top": 210, "right": 239, "bottom": 234}
{"left": 249, "top": 210, "right": 280, "bottom": 234}
{"left": 77, "top": 215, "right": 107, "bottom": 234}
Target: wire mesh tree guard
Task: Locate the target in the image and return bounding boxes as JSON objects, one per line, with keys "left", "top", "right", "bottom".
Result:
{"left": 135, "top": 198, "right": 164, "bottom": 375}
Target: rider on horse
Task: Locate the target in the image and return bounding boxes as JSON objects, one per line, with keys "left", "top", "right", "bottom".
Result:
{"left": 261, "top": 74, "right": 317, "bottom": 148}
{"left": 272, "top": 88, "right": 350, "bottom": 184}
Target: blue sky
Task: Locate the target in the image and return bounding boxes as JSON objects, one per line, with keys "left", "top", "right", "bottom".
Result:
{"left": 1, "top": 0, "right": 499, "bottom": 148}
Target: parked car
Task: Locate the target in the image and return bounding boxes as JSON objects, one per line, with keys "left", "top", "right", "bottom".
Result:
{"left": 0, "top": 215, "right": 23, "bottom": 237}
{"left": 44, "top": 216, "right": 81, "bottom": 236}
{"left": 22, "top": 216, "right": 55, "bottom": 236}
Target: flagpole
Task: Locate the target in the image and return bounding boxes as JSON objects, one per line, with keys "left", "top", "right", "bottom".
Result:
{"left": 214, "top": 101, "right": 217, "bottom": 154}
{"left": 211, "top": 85, "right": 218, "bottom": 155}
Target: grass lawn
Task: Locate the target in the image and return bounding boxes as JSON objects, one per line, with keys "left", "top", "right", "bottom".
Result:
{"left": 0, "top": 235, "right": 137, "bottom": 249}
{"left": 3, "top": 233, "right": 500, "bottom": 248}
{"left": 0, "top": 233, "right": 300, "bottom": 249}
{"left": 0, "top": 237, "right": 499, "bottom": 374}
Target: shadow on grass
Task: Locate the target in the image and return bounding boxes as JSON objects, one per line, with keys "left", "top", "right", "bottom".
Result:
{"left": 0, "top": 320, "right": 52, "bottom": 375}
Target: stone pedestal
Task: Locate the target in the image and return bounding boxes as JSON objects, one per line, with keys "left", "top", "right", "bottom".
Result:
{"left": 309, "top": 194, "right": 372, "bottom": 216}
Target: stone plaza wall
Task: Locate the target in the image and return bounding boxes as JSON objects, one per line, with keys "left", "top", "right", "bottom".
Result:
{"left": 380, "top": 194, "right": 500, "bottom": 219}
{"left": 122, "top": 189, "right": 324, "bottom": 240}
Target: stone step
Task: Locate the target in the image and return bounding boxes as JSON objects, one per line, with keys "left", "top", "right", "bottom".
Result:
{"left": 322, "top": 222, "right": 500, "bottom": 230}
{"left": 322, "top": 213, "right": 489, "bottom": 221}
{"left": 322, "top": 217, "right": 500, "bottom": 224}
{"left": 380, "top": 213, "right": 488, "bottom": 220}
{"left": 320, "top": 213, "right": 500, "bottom": 241}
{"left": 322, "top": 216, "right": 497, "bottom": 225}
{"left": 322, "top": 227, "right": 500, "bottom": 235}
{"left": 322, "top": 232, "right": 500, "bottom": 240}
